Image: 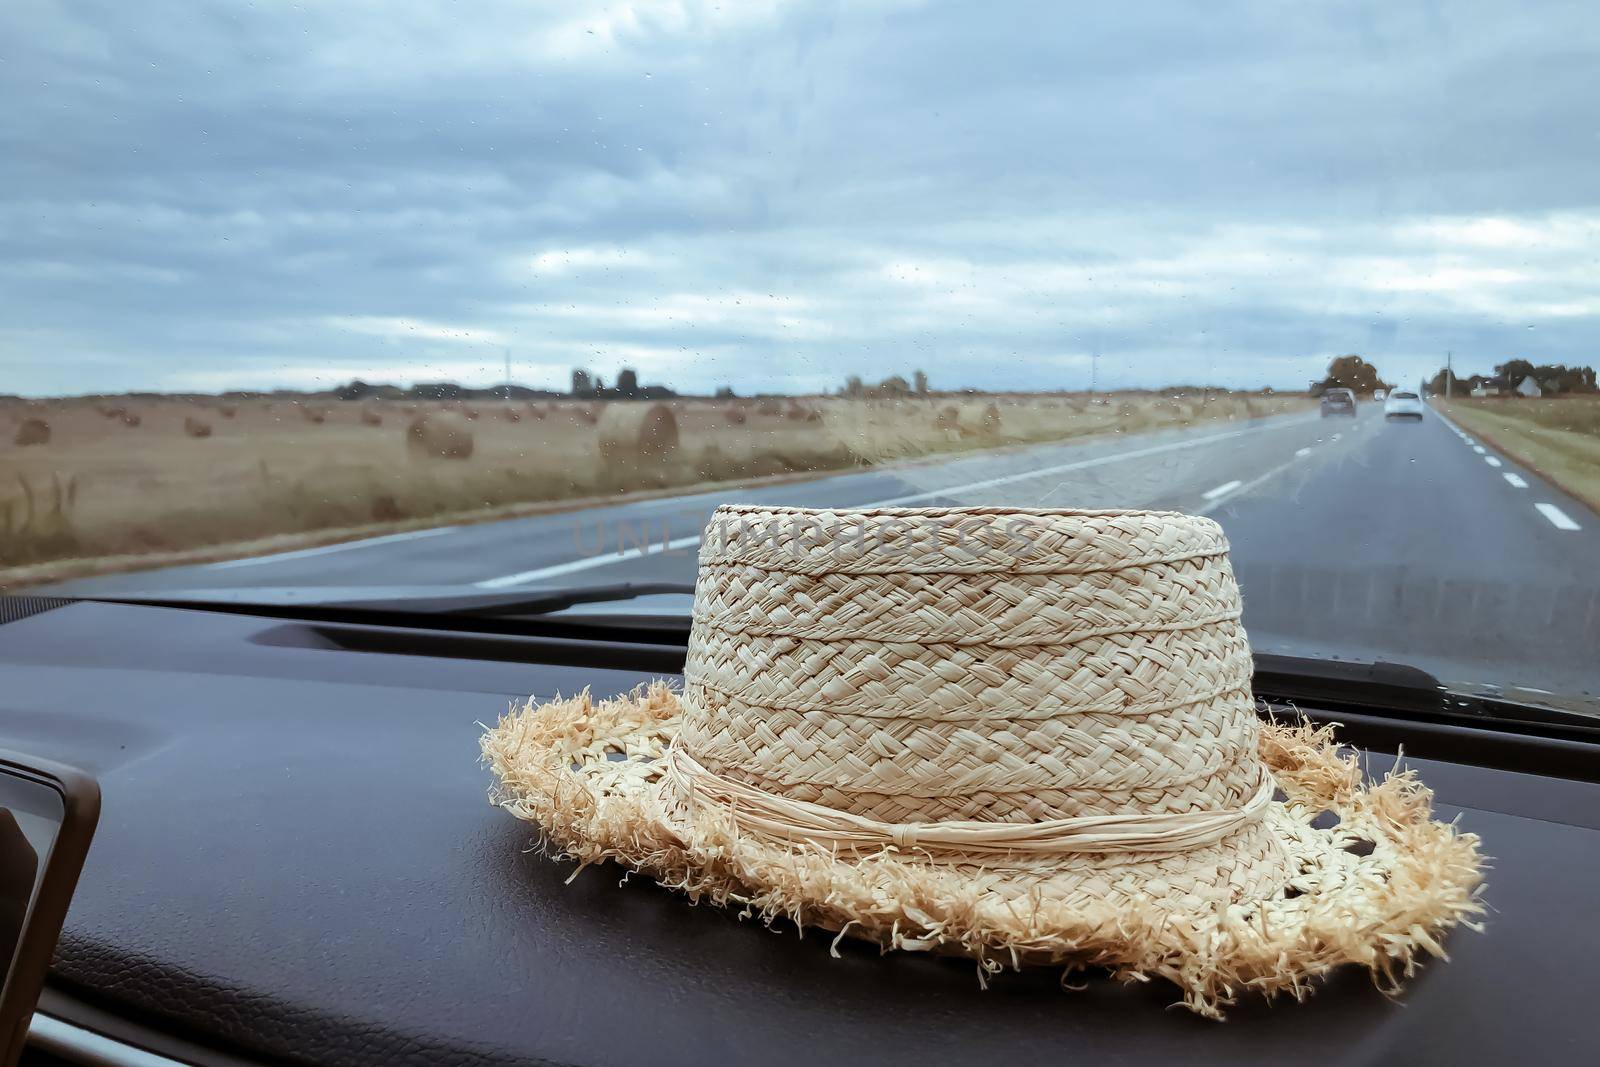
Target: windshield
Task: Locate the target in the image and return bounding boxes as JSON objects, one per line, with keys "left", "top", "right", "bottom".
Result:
{"left": 3, "top": 3, "right": 1598, "bottom": 713}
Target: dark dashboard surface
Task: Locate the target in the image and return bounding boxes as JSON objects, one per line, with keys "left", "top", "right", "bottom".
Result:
{"left": 2, "top": 598, "right": 1598, "bottom": 1067}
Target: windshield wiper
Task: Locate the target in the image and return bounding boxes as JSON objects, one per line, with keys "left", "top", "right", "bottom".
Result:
{"left": 62, "top": 581, "right": 696, "bottom": 618}
{"left": 312, "top": 582, "right": 698, "bottom": 618}
{"left": 1254, "top": 653, "right": 1600, "bottom": 735}
{"left": 55, "top": 582, "right": 698, "bottom": 639}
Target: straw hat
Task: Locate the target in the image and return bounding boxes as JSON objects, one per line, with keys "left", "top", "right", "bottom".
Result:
{"left": 484, "top": 505, "right": 1484, "bottom": 1017}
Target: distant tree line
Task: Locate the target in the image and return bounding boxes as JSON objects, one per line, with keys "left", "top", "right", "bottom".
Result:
{"left": 1311, "top": 355, "right": 1389, "bottom": 395}
{"left": 1427, "top": 360, "right": 1597, "bottom": 396}
{"left": 568, "top": 367, "right": 675, "bottom": 400}
{"left": 334, "top": 379, "right": 571, "bottom": 401}
{"left": 328, "top": 369, "right": 680, "bottom": 403}
{"left": 840, "top": 370, "right": 931, "bottom": 398}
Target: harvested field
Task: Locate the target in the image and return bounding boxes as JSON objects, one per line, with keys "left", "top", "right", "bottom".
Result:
{"left": 0, "top": 391, "right": 1309, "bottom": 580}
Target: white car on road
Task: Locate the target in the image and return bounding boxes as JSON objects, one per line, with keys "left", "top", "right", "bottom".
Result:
{"left": 1384, "top": 389, "right": 1425, "bottom": 420}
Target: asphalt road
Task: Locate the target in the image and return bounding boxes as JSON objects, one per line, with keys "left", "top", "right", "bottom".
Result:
{"left": 42, "top": 404, "right": 1600, "bottom": 702}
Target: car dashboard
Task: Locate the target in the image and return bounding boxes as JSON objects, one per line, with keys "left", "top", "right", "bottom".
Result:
{"left": 2, "top": 595, "right": 1598, "bottom": 1067}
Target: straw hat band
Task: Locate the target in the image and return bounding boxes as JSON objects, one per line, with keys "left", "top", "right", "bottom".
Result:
{"left": 699, "top": 506, "right": 1229, "bottom": 575}
{"left": 683, "top": 627, "right": 1253, "bottom": 718}
{"left": 663, "top": 742, "right": 1277, "bottom": 858}
{"left": 692, "top": 560, "right": 1243, "bottom": 645}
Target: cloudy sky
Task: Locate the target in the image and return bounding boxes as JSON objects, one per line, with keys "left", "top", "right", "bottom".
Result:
{"left": 3, "top": 0, "right": 1597, "bottom": 397}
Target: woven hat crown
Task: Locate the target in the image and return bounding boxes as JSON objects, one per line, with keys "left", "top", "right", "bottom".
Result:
{"left": 677, "top": 505, "right": 1265, "bottom": 835}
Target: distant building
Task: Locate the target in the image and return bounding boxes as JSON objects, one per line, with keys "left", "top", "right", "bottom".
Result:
{"left": 1470, "top": 383, "right": 1491, "bottom": 398}
{"left": 1516, "top": 376, "right": 1543, "bottom": 398}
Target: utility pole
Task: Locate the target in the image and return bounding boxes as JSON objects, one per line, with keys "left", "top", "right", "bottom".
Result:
{"left": 1090, "top": 347, "right": 1099, "bottom": 393}
{"left": 1445, "top": 350, "right": 1452, "bottom": 398}
{"left": 503, "top": 348, "right": 512, "bottom": 399}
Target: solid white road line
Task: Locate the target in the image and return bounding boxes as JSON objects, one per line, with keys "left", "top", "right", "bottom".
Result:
{"left": 1484, "top": 456, "right": 1502, "bottom": 468}
{"left": 1331, "top": 433, "right": 1342, "bottom": 441}
{"left": 1202, "top": 480, "right": 1243, "bottom": 500}
{"left": 473, "top": 414, "right": 1321, "bottom": 588}
{"left": 206, "top": 526, "right": 456, "bottom": 569}
{"left": 1294, "top": 447, "right": 1312, "bottom": 458}
{"left": 1504, "top": 473, "right": 1529, "bottom": 489}
{"left": 1535, "top": 503, "right": 1581, "bottom": 531}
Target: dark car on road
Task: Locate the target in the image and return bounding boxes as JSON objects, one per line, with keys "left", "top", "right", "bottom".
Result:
{"left": 1320, "top": 388, "right": 1357, "bottom": 417}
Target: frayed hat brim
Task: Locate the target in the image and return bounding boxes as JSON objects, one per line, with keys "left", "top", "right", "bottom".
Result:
{"left": 482, "top": 683, "right": 1485, "bottom": 1019}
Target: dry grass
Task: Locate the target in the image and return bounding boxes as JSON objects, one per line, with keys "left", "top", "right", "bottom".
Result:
{"left": 1441, "top": 396, "right": 1600, "bottom": 514}
{"left": 0, "top": 391, "right": 1309, "bottom": 581}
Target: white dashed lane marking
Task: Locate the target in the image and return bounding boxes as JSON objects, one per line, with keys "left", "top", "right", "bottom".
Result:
{"left": 1485, "top": 456, "right": 1502, "bottom": 468}
{"left": 1473, "top": 446, "right": 1486, "bottom": 454}
{"left": 1294, "top": 447, "right": 1312, "bottom": 458}
{"left": 1535, "top": 503, "right": 1581, "bottom": 531}
{"left": 1504, "top": 473, "right": 1529, "bottom": 489}
{"left": 1202, "top": 480, "right": 1243, "bottom": 501}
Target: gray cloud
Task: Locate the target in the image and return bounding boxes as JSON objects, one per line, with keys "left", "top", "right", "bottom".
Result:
{"left": 2, "top": 0, "right": 1597, "bottom": 396}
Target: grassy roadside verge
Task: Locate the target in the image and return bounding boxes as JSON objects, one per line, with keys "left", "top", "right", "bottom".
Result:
{"left": 1439, "top": 398, "right": 1600, "bottom": 516}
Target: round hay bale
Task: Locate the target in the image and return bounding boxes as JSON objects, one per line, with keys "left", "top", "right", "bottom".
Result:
{"left": 219, "top": 403, "right": 238, "bottom": 418}
{"left": 462, "top": 406, "right": 480, "bottom": 421}
{"left": 756, "top": 398, "right": 781, "bottom": 416}
{"left": 370, "top": 494, "right": 403, "bottom": 522}
{"left": 183, "top": 416, "right": 213, "bottom": 439}
{"left": 14, "top": 417, "right": 50, "bottom": 446}
{"left": 597, "top": 402, "right": 678, "bottom": 465}
{"left": 577, "top": 404, "right": 600, "bottom": 425}
{"left": 302, "top": 405, "right": 326, "bottom": 424}
{"left": 934, "top": 405, "right": 960, "bottom": 432}
{"left": 96, "top": 403, "right": 123, "bottom": 419}
{"left": 958, "top": 401, "right": 1002, "bottom": 438}
{"left": 121, "top": 410, "right": 142, "bottom": 427}
{"left": 360, "top": 406, "right": 384, "bottom": 426}
{"left": 724, "top": 407, "right": 747, "bottom": 425}
{"left": 500, "top": 405, "right": 522, "bottom": 423}
{"left": 406, "top": 411, "right": 475, "bottom": 460}
{"left": 526, "top": 402, "right": 547, "bottom": 420}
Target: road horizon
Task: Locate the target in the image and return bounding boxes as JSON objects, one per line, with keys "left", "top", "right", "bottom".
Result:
{"left": 34, "top": 402, "right": 1600, "bottom": 706}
